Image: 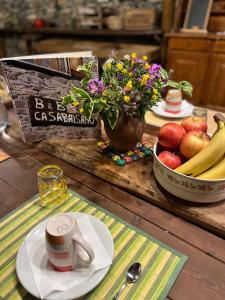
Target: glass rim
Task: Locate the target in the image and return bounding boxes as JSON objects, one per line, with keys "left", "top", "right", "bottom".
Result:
{"left": 37, "top": 165, "right": 63, "bottom": 180}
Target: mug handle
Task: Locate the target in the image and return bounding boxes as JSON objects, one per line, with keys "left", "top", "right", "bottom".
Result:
{"left": 72, "top": 233, "right": 95, "bottom": 264}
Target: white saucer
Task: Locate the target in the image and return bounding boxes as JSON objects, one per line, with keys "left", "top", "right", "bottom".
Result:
{"left": 16, "top": 212, "right": 114, "bottom": 300}
{"left": 151, "top": 100, "right": 194, "bottom": 118}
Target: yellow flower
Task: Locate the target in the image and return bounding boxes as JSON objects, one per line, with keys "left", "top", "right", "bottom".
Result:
{"left": 153, "top": 88, "right": 158, "bottom": 95}
{"left": 106, "top": 62, "right": 112, "bottom": 70}
{"left": 140, "top": 74, "right": 150, "bottom": 86}
{"left": 124, "top": 96, "right": 130, "bottom": 103}
{"left": 128, "top": 72, "right": 133, "bottom": 77}
{"left": 117, "top": 63, "right": 123, "bottom": 71}
{"left": 142, "top": 55, "right": 148, "bottom": 61}
{"left": 125, "top": 80, "right": 132, "bottom": 91}
{"left": 145, "top": 63, "right": 151, "bottom": 70}
{"left": 131, "top": 52, "right": 137, "bottom": 59}
{"left": 152, "top": 95, "right": 157, "bottom": 101}
{"left": 72, "top": 101, "right": 79, "bottom": 107}
{"left": 79, "top": 107, "right": 84, "bottom": 113}
{"left": 122, "top": 69, "right": 127, "bottom": 74}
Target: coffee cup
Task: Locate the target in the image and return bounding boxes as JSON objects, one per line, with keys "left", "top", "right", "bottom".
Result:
{"left": 45, "top": 213, "right": 95, "bottom": 272}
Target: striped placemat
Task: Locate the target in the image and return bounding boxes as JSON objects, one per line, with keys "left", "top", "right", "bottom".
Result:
{"left": 0, "top": 190, "right": 187, "bottom": 300}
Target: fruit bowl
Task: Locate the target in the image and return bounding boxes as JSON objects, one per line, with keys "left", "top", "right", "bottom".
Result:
{"left": 153, "top": 142, "right": 225, "bottom": 203}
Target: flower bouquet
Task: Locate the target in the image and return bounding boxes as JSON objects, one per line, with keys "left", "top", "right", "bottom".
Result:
{"left": 62, "top": 52, "right": 192, "bottom": 151}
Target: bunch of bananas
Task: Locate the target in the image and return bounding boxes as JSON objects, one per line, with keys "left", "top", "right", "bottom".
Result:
{"left": 175, "top": 113, "right": 225, "bottom": 180}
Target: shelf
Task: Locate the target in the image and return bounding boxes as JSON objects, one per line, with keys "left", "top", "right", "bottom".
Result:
{"left": 0, "top": 27, "right": 162, "bottom": 37}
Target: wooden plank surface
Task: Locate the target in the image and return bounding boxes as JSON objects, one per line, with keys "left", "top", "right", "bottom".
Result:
{"left": 5, "top": 110, "right": 225, "bottom": 238}
{"left": 34, "top": 133, "right": 225, "bottom": 239}
{"left": 1, "top": 135, "right": 225, "bottom": 299}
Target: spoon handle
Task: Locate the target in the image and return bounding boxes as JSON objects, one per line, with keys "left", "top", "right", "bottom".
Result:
{"left": 112, "top": 282, "right": 128, "bottom": 300}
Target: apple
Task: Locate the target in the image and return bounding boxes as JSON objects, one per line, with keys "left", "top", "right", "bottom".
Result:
{"left": 158, "top": 123, "right": 186, "bottom": 150}
{"left": 158, "top": 151, "right": 182, "bottom": 169}
{"left": 34, "top": 19, "right": 45, "bottom": 28}
{"left": 181, "top": 117, "right": 207, "bottom": 132}
{"left": 180, "top": 130, "right": 210, "bottom": 159}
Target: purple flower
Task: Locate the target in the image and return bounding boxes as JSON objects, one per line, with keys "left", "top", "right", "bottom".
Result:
{"left": 150, "top": 64, "right": 161, "bottom": 72}
{"left": 116, "top": 74, "right": 125, "bottom": 81}
{"left": 146, "top": 79, "right": 153, "bottom": 89}
{"left": 87, "top": 78, "right": 104, "bottom": 95}
{"left": 148, "top": 63, "right": 161, "bottom": 80}
{"left": 134, "top": 58, "right": 144, "bottom": 64}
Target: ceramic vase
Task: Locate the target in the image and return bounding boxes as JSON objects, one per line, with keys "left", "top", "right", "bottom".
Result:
{"left": 103, "top": 113, "right": 145, "bottom": 152}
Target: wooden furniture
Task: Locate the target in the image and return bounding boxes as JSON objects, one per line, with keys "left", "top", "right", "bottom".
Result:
{"left": 166, "top": 33, "right": 225, "bottom": 111}
{"left": 1, "top": 112, "right": 225, "bottom": 299}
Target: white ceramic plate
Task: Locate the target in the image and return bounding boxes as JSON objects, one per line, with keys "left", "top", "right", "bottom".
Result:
{"left": 16, "top": 212, "right": 114, "bottom": 300}
{"left": 151, "top": 100, "right": 194, "bottom": 118}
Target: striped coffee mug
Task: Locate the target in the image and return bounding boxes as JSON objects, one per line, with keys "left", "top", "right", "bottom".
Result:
{"left": 45, "top": 213, "right": 95, "bottom": 272}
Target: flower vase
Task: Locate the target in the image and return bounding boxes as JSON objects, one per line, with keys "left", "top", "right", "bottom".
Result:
{"left": 103, "top": 114, "right": 145, "bottom": 153}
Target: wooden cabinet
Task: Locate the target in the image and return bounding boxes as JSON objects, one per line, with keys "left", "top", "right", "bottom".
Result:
{"left": 204, "top": 53, "right": 225, "bottom": 108}
{"left": 167, "top": 50, "right": 208, "bottom": 105}
{"left": 166, "top": 34, "right": 225, "bottom": 111}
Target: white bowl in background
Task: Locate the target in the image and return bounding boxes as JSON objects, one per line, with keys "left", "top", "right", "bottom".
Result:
{"left": 153, "top": 142, "right": 225, "bottom": 203}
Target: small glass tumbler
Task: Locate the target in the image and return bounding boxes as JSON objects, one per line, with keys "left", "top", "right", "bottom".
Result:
{"left": 38, "top": 165, "right": 68, "bottom": 209}
{"left": 192, "top": 107, "right": 208, "bottom": 121}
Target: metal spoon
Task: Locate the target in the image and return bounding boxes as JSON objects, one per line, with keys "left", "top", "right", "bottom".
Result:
{"left": 112, "top": 262, "right": 141, "bottom": 300}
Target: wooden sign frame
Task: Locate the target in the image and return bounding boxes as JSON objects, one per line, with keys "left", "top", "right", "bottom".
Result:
{"left": 181, "top": 0, "right": 213, "bottom": 33}
{"left": 0, "top": 56, "right": 101, "bottom": 144}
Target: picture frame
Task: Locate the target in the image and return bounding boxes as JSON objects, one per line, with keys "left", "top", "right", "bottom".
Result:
{"left": 181, "top": 0, "right": 213, "bottom": 33}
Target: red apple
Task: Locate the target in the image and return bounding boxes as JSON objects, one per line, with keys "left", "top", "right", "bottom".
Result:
{"left": 181, "top": 117, "right": 207, "bottom": 132}
{"left": 158, "top": 151, "right": 182, "bottom": 169}
{"left": 34, "top": 19, "right": 45, "bottom": 28}
{"left": 180, "top": 130, "right": 210, "bottom": 159}
{"left": 158, "top": 123, "right": 186, "bottom": 150}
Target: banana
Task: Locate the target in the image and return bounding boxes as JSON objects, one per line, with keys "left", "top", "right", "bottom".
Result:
{"left": 175, "top": 113, "right": 225, "bottom": 177}
{"left": 196, "top": 155, "right": 225, "bottom": 179}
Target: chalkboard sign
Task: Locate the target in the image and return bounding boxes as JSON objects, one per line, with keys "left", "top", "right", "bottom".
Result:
{"left": 28, "top": 96, "right": 97, "bottom": 127}
{"left": 181, "top": 0, "right": 213, "bottom": 33}
{"left": 0, "top": 55, "right": 100, "bottom": 143}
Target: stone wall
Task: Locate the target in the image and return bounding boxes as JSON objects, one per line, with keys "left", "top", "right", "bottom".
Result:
{"left": 0, "top": 0, "right": 57, "bottom": 29}
{"left": 2, "top": 60, "right": 100, "bottom": 143}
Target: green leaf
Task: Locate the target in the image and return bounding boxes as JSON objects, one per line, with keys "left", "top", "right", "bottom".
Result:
{"left": 107, "top": 109, "right": 119, "bottom": 129}
{"left": 71, "top": 86, "right": 92, "bottom": 101}
{"left": 61, "top": 95, "right": 72, "bottom": 105}
{"left": 81, "top": 78, "right": 90, "bottom": 86}
{"left": 83, "top": 99, "right": 94, "bottom": 120}
{"left": 92, "top": 100, "right": 107, "bottom": 114}
{"left": 166, "top": 80, "right": 180, "bottom": 89}
{"left": 180, "top": 81, "right": 193, "bottom": 97}
{"left": 160, "top": 68, "right": 169, "bottom": 80}
{"left": 69, "top": 91, "right": 76, "bottom": 101}
{"left": 77, "top": 65, "right": 87, "bottom": 71}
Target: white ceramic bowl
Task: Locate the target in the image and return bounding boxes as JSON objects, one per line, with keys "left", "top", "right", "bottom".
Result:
{"left": 153, "top": 142, "right": 225, "bottom": 203}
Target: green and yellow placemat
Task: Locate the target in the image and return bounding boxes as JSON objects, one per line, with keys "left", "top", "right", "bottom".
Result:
{"left": 0, "top": 190, "right": 187, "bottom": 300}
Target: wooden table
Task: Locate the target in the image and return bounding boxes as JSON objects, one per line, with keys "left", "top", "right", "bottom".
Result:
{"left": 1, "top": 117, "right": 225, "bottom": 299}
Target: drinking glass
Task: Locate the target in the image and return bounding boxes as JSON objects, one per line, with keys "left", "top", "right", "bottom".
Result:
{"left": 192, "top": 107, "right": 208, "bottom": 121}
{"left": 38, "top": 165, "right": 68, "bottom": 209}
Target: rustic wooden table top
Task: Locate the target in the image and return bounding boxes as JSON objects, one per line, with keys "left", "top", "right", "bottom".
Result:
{"left": 1, "top": 118, "right": 225, "bottom": 299}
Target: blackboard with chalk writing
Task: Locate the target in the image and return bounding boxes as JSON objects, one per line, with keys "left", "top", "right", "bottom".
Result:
{"left": 182, "top": 0, "right": 213, "bottom": 31}
{"left": 28, "top": 96, "right": 97, "bottom": 127}
{"left": 0, "top": 55, "right": 100, "bottom": 143}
